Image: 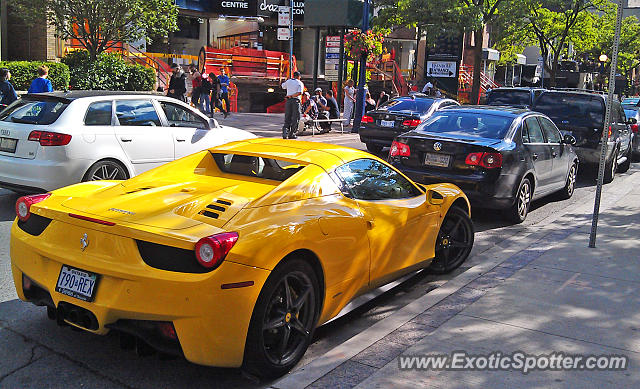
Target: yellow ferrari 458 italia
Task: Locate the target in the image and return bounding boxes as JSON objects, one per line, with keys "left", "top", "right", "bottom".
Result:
{"left": 11, "top": 138, "right": 473, "bottom": 378}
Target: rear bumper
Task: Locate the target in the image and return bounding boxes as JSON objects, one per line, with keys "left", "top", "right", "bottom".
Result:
{"left": 0, "top": 154, "right": 92, "bottom": 192}
{"left": 574, "top": 143, "right": 615, "bottom": 165}
{"left": 359, "top": 126, "right": 407, "bottom": 146}
{"left": 10, "top": 221, "right": 271, "bottom": 367}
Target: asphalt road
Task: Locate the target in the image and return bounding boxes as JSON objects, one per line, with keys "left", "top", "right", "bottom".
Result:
{"left": 1, "top": 125, "right": 637, "bottom": 388}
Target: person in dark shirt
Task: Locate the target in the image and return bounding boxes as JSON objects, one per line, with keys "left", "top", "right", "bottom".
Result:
{"left": 376, "top": 90, "right": 389, "bottom": 109}
{"left": 365, "top": 91, "right": 376, "bottom": 112}
{"left": 199, "top": 73, "right": 213, "bottom": 116}
{"left": 27, "top": 65, "right": 53, "bottom": 94}
{"left": 217, "top": 68, "right": 230, "bottom": 118}
{"left": 0, "top": 68, "right": 18, "bottom": 107}
{"left": 167, "top": 63, "right": 187, "bottom": 102}
{"left": 323, "top": 90, "right": 340, "bottom": 133}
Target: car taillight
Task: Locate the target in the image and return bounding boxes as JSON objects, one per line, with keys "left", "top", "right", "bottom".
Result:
{"left": 402, "top": 119, "right": 422, "bottom": 127}
{"left": 465, "top": 152, "right": 503, "bottom": 169}
{"left": 195, "top": 232, "right": 239, "bottom": 269}
{"left": 28, "top": 130, "right": 72, "bottom": 146}
{"left": 631, "top": 124, "right": 638, "bottom": 133}
{"left": 390, "top": 141, "right": 411, "bottom": 157}
{"left": 361, "top": 115, "right": 374, "bottom": 123}
{"left": 608, "top": 126, "right": 612, "bottom": 138}
{"left": 15, "top": 193, "right": 51, "bottom": 222}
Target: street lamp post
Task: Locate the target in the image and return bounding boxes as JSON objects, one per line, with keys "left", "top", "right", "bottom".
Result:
{"left": 351, "top": 0, "right": 370, "bottom": 132}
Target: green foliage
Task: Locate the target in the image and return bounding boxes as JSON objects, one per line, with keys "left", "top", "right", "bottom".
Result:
{"left": 62, "top": 50, "right": 155, "bottom": 91}
{"left": 344, "top": 30, "right": 385, "bottom": 61}
{"left": 0, "top": 61, "right": 70, "bottom": 90}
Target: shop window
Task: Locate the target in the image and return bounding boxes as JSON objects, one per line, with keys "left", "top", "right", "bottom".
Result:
{"left": 174, "top": 17, "right": 200, "bottom": 40}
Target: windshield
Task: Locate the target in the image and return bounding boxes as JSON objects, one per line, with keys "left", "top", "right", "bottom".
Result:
{"left": 0, "top": 98, "right": 69, "bottom": 125}
{"left": 486, "top": 90, "right": 531, "bottom": 106}
{"left": 378, "top": 98, "right": 434, "bottom": 113}
{"left": 622, "top": 97, "right": 639, "bottom": 106}
{"left": 624, "top": 109, "right": 637, "bottom": 119}
{"left": 417, "top": 111, "right": 514, "bottom": 139}
{"left": 534, "top": 94, "right": 604, "bottom": 128}
{"left": 212, "top": 153, "right": 306, "bottom": 182}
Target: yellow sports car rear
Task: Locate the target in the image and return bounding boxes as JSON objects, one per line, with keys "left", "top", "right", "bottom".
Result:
{"left": 11, "top": 138, "right": 473, "bottom": 378}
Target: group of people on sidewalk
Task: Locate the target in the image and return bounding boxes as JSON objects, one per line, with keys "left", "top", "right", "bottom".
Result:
{"left": 1, "top": 65, "right": 54, "bottom": 107}
{"left": 166, "top": 63, "right": 230, "bottom": 118}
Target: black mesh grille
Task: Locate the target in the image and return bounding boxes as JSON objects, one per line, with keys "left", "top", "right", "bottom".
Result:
{"left": 18, "top": 214, "right": 52, "bottom": 236}
{"left": 136, "top": 240, "right": 212, "bottom": 273}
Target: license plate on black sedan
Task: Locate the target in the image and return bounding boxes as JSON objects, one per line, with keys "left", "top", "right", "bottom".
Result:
{"left": 0, "top": 137, "right": 17, "bottom": 153}
{"left": 424, "top": 152, "right": 451, "bottom": 167}
{"left": 55, "top": 265, "right": 100, "bottom": 302}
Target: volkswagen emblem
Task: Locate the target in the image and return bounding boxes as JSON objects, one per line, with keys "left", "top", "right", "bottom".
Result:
{"left": 433, "top": 142, "right": 443, "bottom": 151}
{"left": 80, "top": 233, "right": 89, "bottom": 251}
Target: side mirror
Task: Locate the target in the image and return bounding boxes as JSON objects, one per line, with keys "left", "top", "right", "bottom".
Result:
{"left": 427, "top": 189, "right": 445, "bottom": 205}
{"left": 563, "top": 134, "right": 577, "bottom": 145}
{"left": 209, "top": 118, "right": 220, "bottom": 129}
{"left": 628, "top": 117, "right": 637, "bottom": 125}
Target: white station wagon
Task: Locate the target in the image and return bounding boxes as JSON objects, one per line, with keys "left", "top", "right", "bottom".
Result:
{"left": 0, "top": 91, "right": 255, "bottom": 192}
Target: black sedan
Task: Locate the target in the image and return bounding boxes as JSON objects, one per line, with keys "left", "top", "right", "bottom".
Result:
{"left": 390, "top": 106, "right": 579, "bottom": 223}
{"left": 359, "top": 96, "right": 459, "bottom": 153}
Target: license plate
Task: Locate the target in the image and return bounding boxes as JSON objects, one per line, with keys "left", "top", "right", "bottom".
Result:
{"left": 55, "top": 265, "right": 100, "bottom": 302}
{"left": 380, "top": 120, "right": 395, "bottom": 128}
{"left": 0, "top": 137, "right": 17, "bottom": 153}
{"left": 424, "top": 153, "right": 451, "bottom": 167}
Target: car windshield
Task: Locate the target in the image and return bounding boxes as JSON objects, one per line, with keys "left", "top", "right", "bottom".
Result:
{"left": 0, "top": 98, "right": 68, "bottom": 125}
{"left": 622, "top": 98, "right": 639, "bottom": 106}
{"left": 486, "top": 90, "right": 531, "bottom": 106}
{"left": 212, "top": 153, "right": 306, "bottom": 182}
{"left": 534, "top": 94, "right": 604, "bottom": 128}
{"left": 378, "top": 98, "right": 434, "bottom": 113}
{"left": 624, "top": 109, "right": 637, "bottom": 119}
{"left": 417, "top": 111, "right": 514, "bottom": 139}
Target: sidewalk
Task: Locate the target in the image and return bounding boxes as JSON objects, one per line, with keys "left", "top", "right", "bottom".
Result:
{"left": 273, "top": 171, "right": 640, "bottom": 388}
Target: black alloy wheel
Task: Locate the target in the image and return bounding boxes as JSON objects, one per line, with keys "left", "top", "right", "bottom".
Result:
{"left": 243, "top": 259, "right": 319, "bottom": 379}
{"left": 507, "top": 177, "right": 532, "bottom": 223}
{"left": 428, "top": 207, "right": 474, "bottom": 274}
{"left": 558, "top": 163, "right": 578, "bottom": 200}
{"left": 84, "top": 160, "right": 128, "bottom": 181}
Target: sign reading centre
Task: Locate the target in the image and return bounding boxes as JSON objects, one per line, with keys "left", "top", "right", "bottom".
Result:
{"left": 427, "top": 61, "right": 457, "bottom": 78}
{"left": 212, "top": 1, "right": 258, "bottom": 16}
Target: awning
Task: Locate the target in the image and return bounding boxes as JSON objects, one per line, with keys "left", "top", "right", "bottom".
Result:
{"left": 482, "top": 48, "right": 500, "bottom": 61}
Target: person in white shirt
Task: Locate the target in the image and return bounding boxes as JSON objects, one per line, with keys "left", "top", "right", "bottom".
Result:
{"left": 422, "top": 81, "right": 433, "bottom": 94}
{"left": 281, "top": 71, "right": 305, "bottom": 139}
{"left": 343, "top": 79, "right": 356, "bottom": 126}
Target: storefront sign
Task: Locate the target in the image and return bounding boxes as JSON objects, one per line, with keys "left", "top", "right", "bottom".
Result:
{"left": 211, "top": 0, "right": 258, "bottom": 16}
{"left": 325, "top": 35, "right": 341, "bottom": 81}
{"left": 258, "top": 0, "right": 305, "bottom": 20}
{"left": 426, "top": 61, "right": 457, "bottom": 77}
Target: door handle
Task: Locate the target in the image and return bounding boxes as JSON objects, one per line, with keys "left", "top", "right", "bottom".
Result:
{"left": 532, "top": 153, "right": 538, "bottom": 160}
{"left": 120, "top": 137, "right": 132, "bottom": 142}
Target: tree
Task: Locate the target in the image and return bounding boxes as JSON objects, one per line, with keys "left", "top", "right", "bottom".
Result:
{"left": 9, "top": 0, "right": 179, "bottom": 60}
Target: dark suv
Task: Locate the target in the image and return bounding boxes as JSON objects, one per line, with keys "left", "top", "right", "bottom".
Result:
{"left": 533, "top": 90, "right": 633, "bottom": 183}
{"left": 486, "top": 87, "right": 546, "bottom": 108}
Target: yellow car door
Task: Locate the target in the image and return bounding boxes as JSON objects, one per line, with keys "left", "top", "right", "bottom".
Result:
{"left": 333, "top": 159, "right": 440, "bottom": 286}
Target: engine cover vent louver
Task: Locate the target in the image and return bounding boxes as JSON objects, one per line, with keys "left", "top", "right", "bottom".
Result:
{"left": 199, "top": 199, "right": 233, "bottom": 220}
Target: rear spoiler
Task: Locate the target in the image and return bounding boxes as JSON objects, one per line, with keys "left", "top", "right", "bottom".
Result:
{"left": 23, "top": 94, "right": 73, "bottom": 104}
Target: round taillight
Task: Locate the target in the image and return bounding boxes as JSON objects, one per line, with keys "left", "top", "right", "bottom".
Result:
{"left": 485, "top": 155, "right": 495, "bottom": 164}
{"left": 15, "top": 193, "right": 51, "bottom": 222}
{"left": 194, "top": 232, "right": 239, "bottom": 269}
{"left": 16, "top": 200, "right": 29, "bottom": 221}
{"left": 469, "top": 154, "right": 479, "bottom": 163}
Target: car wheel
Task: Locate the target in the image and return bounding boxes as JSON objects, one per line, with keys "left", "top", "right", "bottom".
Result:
{"left": 428, "top": 207, "right": 474, "bottom": 274}
{"left": 603, "top": 148, "right": 618, "bottom": 184}
{"left": 506, "top": 177, "right": 532, "bottom": 223}
{"left": 243, "top": 259, "right": 320, "bottom": 379}
{"left": 366, "top": 143, "right": 383, "bottom": 154}
{"left": 558, "top": 163, "right": 578, "bottom": 200}
{"left": 617, "top": 146, "right": 631, "bottom": 173}
{"left": 83, "top": 160, "right": 129, "bottom": 182}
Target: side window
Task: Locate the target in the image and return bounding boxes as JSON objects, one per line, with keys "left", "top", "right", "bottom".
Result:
{"left": 521, "top": 121, "right": 530, "bottom": 143}
{"left": 538, "top": 117, "right": 562, "bottom": 143}
{"left": 115, "top": 100, "right": 161, "bottom": 126}
{"left": 84, "top": 101, "right": 112, "bottom": 126}
{"left": 524, "top": 117, "right": 545, "bottom": 143}
{"left": 334, "top": 159, "right": 422, "bottom": 200}
{"left": 160, "top": 102, "right": 208, "bottom": 129}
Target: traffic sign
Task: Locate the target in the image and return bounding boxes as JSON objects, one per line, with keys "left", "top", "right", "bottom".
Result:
{"left": 277, "top": 28, "right": 290, "bottom": 41}
{"left": 427, "top": 61, "right": 457, "bottom": 77}
{"left": 278, "top": 6, "right": 290, "bottom": 26}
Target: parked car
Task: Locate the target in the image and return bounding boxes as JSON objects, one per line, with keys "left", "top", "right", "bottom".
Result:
{"left": 11, "top": 139, "right": 473, "bottom": 378}
{"left": 622, "top": 104, "right": 640, "bottom": 159}
{"left": 621, "top": 96, "right": 640, "bottom": 106}
{"left": 486, "top": 87, "right": 545, "bottom": 108}
{"left": 358, "top": 96, "right": 459, "bottom": 153}
{"left": 390, "top": 106, "right": 579, "bottom": 223}
{"left": 0, "top": 91, "right": 254, "bottom": 193}
{"left": 533, "top": 90, "right": 633, "bottom": 183}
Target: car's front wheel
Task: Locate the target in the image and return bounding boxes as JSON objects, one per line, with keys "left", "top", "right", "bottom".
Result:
{"left": 558, "top": 163, "right": 578, "bottom": 200}
{"left": 243, "top": 259, "right": 320, "bottom": 379}
{"left": 506, "top": 177, "right": 532, "bottom": 223}
{"left": 428, "top": 206, "right": 474, "bottom": 274}
{"left": 83, "top": 160, "right": 129, "bottom": 182}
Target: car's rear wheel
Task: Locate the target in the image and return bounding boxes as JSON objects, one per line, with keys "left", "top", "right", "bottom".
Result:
{"left": 83, "top": 160, "right": 129, "bottom": 182}
{"left": 243, "top": 259, "right": 320, "bottom": 379}
{"left": 603, "top": 148, "right": 618, "bottom": 184}
{"left": 558, "top": 163, "right": 578, "bottom": 200}
{"left": 365, "top": 142, "right": 383, "bottom": 154}
{"left": 618, "top": 146, "right": 631, "bottom": 173}
{"left": 506, "top": 177, "right": 532, "bottom": 223}
{"left": 428, "top": 207, "right": 474, "bottom": 274}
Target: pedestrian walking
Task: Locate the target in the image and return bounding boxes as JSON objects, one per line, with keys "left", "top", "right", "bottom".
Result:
{"left": 343, "top": 79, "right": 356, "bottom": 127}
{"left": 167, "top": 64, "right": 187, "bottom": 102}
{"left": 188, "top": 64, "right": 201, "bottom": 107}
{"left": 217, "top": 68, "right": 231, "bottom": 118}
{"left": 27, "top": 65, "right": 53, "bottom": 94}
{"left": 281, "top": 71, "right": 304, "bottom": 139}
{"left": 199, "top": 73, "right": 213, "bottom": 116}
{"left": 210, "top": 71, "right": 226, "bottom": 118}
{"left": 0, "top": 68, "right": 18, "bottom": 107}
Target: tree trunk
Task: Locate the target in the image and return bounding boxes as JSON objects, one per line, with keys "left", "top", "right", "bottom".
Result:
{"left": 470, "top": 28, "right": 484, "bottom": 105}
{"left": 549, "top": 53, "right": 560, "bottom": 87}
